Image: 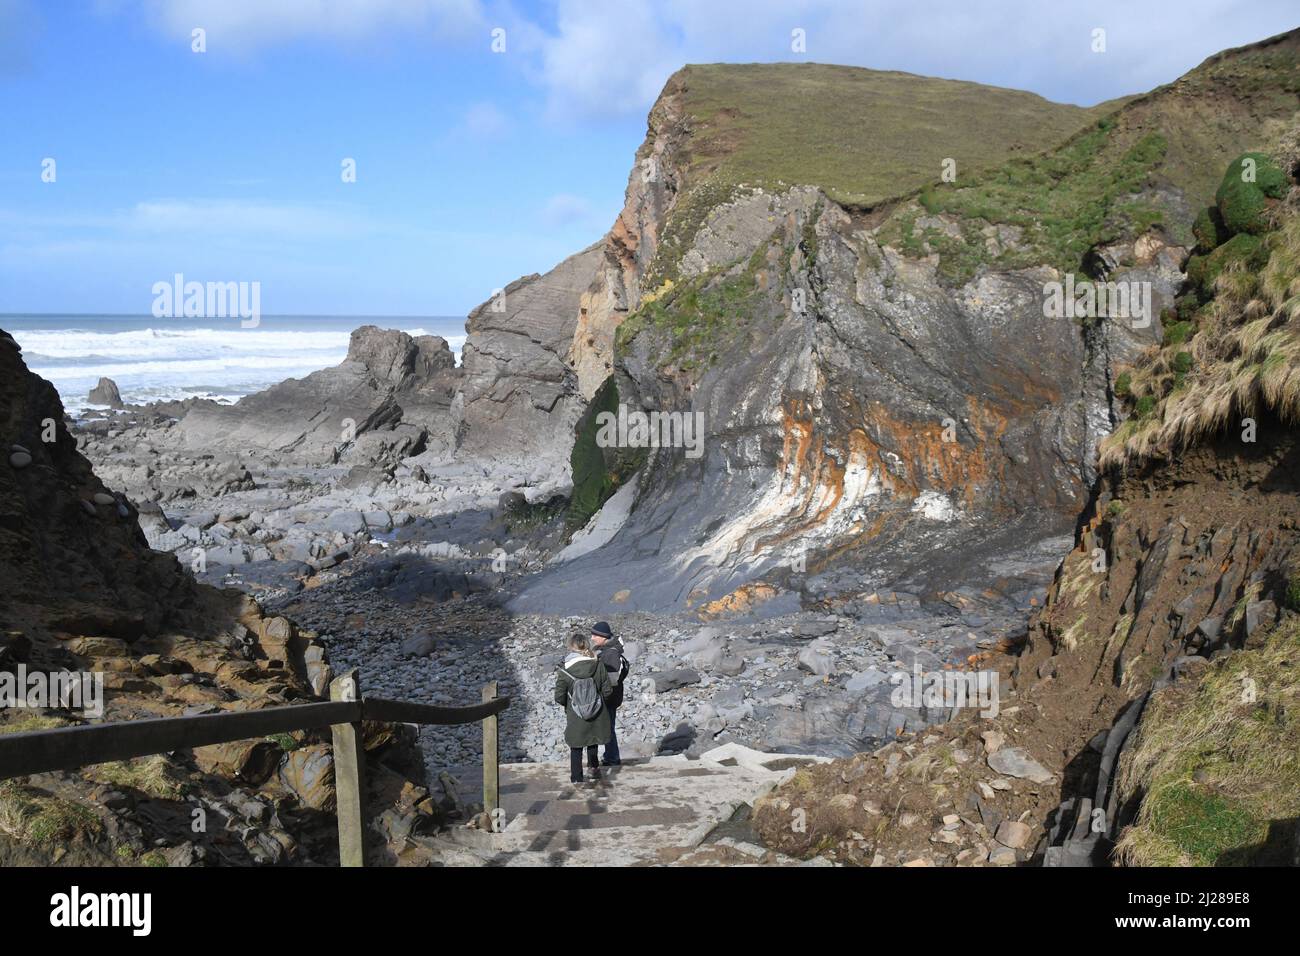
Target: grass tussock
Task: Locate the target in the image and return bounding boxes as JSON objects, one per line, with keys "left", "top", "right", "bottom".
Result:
{"left": 1100, "top": 205, "right": 1300, "bottom": 468}
{"left": 86, "top": 754, "right": 190, "bottom": 800}
{"left": 1114, "top": 615, "right": 1300, "bottom": 865}
{"left": 0, "top": 714, "right": 71, "bottom": 735}
{"left": 0, "top": 780, "right": 105, "bottom": 851}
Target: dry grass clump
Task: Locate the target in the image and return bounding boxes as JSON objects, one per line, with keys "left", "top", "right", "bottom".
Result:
{"left": 0, "top": 780, "right": 105, "bottom": 851}
{"left": 86, "top": 754, "right": 190, "bottom": 800}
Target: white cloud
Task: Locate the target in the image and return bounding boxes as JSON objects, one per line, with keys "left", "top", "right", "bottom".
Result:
{"left": 137, "top": 0, "right": 485, "bottom": 50}
{"left": 505, "top": 0, "right": 1300, "bottom": 120}
{"left": 105, "top": 0, "right": 1300, "bottom": 122}
{"left": 529, "top": 0, "right": 682, "bottom": 121}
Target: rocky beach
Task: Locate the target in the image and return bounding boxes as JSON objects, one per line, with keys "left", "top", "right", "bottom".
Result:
{"left": 65, "top": 323, "right": 1077, "bottom": 781}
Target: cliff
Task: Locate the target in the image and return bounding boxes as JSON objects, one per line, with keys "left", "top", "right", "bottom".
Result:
{"left": 748, "top": 105, "right": 1300, "bottom": 866}
{"left": 499, "top": 29, "right": 1300, "bottom": 618}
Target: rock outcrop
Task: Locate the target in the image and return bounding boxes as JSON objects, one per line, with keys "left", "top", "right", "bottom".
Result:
{"left": 87, "top": 377, "right": 124, "bottom": 409}
{"left": 176, "top": 325, "right": 460, "bottom": 465}
{"left": 747, "top": 107, "right": 1300, "bottom": 866}
{"left": 458, "top": 244, "right": 605, "bottom": 481}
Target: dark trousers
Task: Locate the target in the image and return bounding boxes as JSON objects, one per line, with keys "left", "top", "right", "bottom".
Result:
{"left": 569, "top": 745, "right": 598, "bottom": 782}
{"left": 603, "top": 706, "right": 621, "bottom": 764}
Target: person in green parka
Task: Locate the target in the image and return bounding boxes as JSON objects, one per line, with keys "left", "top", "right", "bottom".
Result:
{"left": 554, "top": 633, "right": 615, "bottom": 784}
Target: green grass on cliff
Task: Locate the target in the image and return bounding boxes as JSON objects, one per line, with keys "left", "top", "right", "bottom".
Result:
{"left": 676, "top": 62, "right": 1120, "bottom": 209}
{"left": 1115, "top": 615, "right": 1300, "bottom": 866}
{"left": 879, "top": 118, "right": 1171, "bottom": 283}
{"left": 567, "top": 377, "right": 646, "bottom": 533}
{"left": 885, "top": 31, "right": 1300, "bottom": 285}
{"left": 620, "top": 242, "right": 771, "bottom": 362}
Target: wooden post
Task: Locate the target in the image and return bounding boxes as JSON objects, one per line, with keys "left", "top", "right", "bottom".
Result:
{"left": 330, "top": 670, "right": 367, "bottom": 867}
{"left": 482, "top": 681, "right": 499, "bottom": 823}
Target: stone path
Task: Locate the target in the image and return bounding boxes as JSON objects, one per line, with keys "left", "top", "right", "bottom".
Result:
{"left": 411, "top": 745, "right": 831, "bottom": 866}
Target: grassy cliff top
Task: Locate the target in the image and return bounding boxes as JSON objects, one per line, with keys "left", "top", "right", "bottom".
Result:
{"left": 876, "top": 29, "right": 1300, "bottom": 283}
{"left": 673, "top": 62, "right": 1123, "bottom": 208}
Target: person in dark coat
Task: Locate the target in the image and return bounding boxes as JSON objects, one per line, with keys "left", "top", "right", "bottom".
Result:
{"left": 554, "top": 633, "right": 614, "bottom": 784}
{"left": 590, "top": 620, "right": 628, "bottom": 766}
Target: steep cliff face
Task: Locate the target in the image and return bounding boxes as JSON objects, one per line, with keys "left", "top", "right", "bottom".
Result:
{"left": 455, "top": 59, "right": 1128, "bottom": 490}
{"left": 0, "top": 334, "right": 442, "bottom": 866}
{"left": 516, "top": 185, "right": 1104, "bottom": 614}
{"left": 747, "top": 423, "right": 1298, "bottom": 867}
{"left": 505, "top": 31, "right": 1300, "bottom": 616}
{"left": 748, "top": 120, "right": 1300, "bottom": 867}
{"left": 458, "top": 243, "right": 605, "bottom": 481}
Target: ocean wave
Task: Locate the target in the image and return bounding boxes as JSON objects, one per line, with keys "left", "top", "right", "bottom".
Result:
{"left": 11, "top": 326, "right": 355, "bottom": 360}
{"left": 9, "top": 321, "right": 466, "bottom": 413}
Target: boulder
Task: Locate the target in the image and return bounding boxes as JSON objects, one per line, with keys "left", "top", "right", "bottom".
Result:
{"left": 650, "top": 668, "right": 701, "bottom": 692}
{"left": 278, "top": 745, "right": 336, "bottom": 811}
{"left": 657, "top": 722, "right": 697, "bottom": 754}
{"left": 325, "top": 510, "right": 367, "bottom": 535}
{"left": 717, "top": 655, "right": 746, "bottom": 677}
{"left": 845, "top": 669, "right": 887, "bottom": 693}
{"left": 687, "top": 645, "right": 724, "bottom": 671}
{"left": 988, "top": 845, "right": 1018, "bottom": 866}
{"left": 88, "top": 377, "right": 125, "bottom": 408}
{"left": 987, "top": 746, "right": 1053, "bottom": 784}
{"left": 796, "top": 645, "right": 836, "bottom": 676}
{"left": 995, "top": 820, "right": 1032, "bottom": 849}
{"left": 793, "top": 617, "right": 839, "bottom": 639}
{"left": 194, "top": 739, "right": 281, "bottom": 785}
{"left": 400, "top": 634, "right": 438, "bottom": 658}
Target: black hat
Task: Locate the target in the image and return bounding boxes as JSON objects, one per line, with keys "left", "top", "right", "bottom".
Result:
{"left": 591, "top": 621, "right": 613, "bottom": 638}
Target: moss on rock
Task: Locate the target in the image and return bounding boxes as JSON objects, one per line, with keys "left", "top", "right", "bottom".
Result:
{"left": 1192, "top": 205, "right": 1228, "bottom": 252}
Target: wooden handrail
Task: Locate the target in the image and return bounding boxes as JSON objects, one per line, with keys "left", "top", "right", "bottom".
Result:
{"left": 0, "top": 674, "right": 511, "bottom": 867}
{"left": 363, "top": 694, "right": 510, "bottom": 726}
{"left": 0, "top": 700, "right": 360, "bottom": 778}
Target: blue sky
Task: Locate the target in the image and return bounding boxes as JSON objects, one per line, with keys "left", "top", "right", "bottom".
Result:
{"left": 1, "top": 0, "right": 1295, "bottom": 316}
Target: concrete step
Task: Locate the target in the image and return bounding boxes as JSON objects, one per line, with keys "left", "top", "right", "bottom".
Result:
{"left": 411, "top": 746, "right": 831, "bottom": 866}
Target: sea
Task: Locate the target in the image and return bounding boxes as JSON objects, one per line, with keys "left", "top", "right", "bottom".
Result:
{"left": 0, "top": 314, "right": 468, "bottom": 415}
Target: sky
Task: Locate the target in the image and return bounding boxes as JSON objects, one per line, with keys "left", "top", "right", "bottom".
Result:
{"left": 0, "top": 0, "right": 1295, "bottom": 316}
